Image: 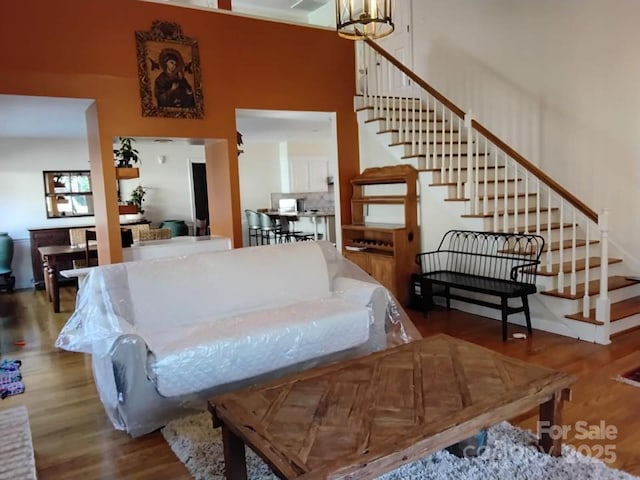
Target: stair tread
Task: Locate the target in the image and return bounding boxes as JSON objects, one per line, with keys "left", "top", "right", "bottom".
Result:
{"left": 421, "top": 165, "right": 503, "bottom": 172}
{"left": 366, "top": 117, "right": 446, "bottom": 124}
{"left": 427, "top": 178, "right": 522, "bottom": 187}
{"left": 462, "top": 206, "right": 558, "bottom": 218}
{"left": 545, "top": 238, "right": 599, "bottom": 251}
{"left": 401, "top": 152, "right": 489, "bottom": 160}
{"left": 541, "top": 275, "right": 639, "bottom": 300}
{"left": 377, "top": 129, "right": 460, "bottom": 135}
{"left": 389, "top": 140, "right": 470, "bottom": 147}
{"left": 538, "top": 257, "right": 623, "bottom": 276}
{"left": 357, "top": 106, "right": 434, "bottom": 113}
{"left": 444, "top": 193, "right": 538, "bottom": 202}
{"left": 566, "top": 295, "right": 640, "bottom": 323}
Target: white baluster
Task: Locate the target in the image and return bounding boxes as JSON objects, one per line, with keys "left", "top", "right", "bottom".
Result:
{"left": 524, "top": 174, "right": 529, "bottom": 233}
{"left": 558, "top": 201, "right": 565, "bottom": 292}
{"left": 546, "top": 186, "right": 552, "bottom": 272}
{"left": 493, "top": 144, "right": 499, "bottom": 231}
{"left": 464, "top": 111, "right": 475, "bottom": 214}
{"left": 570, "top": 209, "right": 577, "bottom": 296}
{"left": 448, "top": 110, "right": 454, "bottom": 184}
{"left": 583, "top": 219, "right": 591, "bottom": 318}
{"left": 595, "top": 209, "right": 611, "bottom": 336}
{"left": 482, "top": 137, "right": 488, "bottom": 215}
{"left": 535, "top": 179, "right": 541, "bottom": 236}
{"left": 513, "top": 162, "right": 519, "bottom": 234}
{"left": 425, "top": 95, "right": 431, "bottom": 169}
{"left": 457, "top": 117, "right": 462, "bottom": 199}
{"left": 411, "top": 97, "right": 416, "bottom": 157}
{"left": 503, "top": 154, "right": 509, "bottom": 232}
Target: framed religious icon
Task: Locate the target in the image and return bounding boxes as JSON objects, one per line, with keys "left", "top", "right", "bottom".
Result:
{"left": 135, "top": 21, "right": 204, "bottom": 119}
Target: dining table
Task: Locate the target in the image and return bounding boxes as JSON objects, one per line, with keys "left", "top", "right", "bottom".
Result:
{"left": 38, "top": 244, "right": 97, "bottom": 313}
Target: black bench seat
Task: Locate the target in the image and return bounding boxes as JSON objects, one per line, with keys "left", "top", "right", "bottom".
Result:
{"left": 416, "top": 230, "right": 545, "bottom": 341}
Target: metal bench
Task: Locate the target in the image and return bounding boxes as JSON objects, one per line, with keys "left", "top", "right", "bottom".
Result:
{"left": 415, "top": 230, "right": 545, "bottom": 341}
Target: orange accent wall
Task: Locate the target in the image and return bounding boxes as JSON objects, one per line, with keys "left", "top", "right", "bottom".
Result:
{"left": 1, "top": 0, "right": 359, "bottom": 259}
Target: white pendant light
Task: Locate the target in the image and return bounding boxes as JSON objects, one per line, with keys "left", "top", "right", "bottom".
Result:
{"left": 336, "top": 0, "right": 394, "bottom": 40}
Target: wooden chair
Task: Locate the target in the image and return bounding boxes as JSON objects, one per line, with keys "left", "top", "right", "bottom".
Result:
{"left": 84, "top": 229, "right": 98, "bottom": 267}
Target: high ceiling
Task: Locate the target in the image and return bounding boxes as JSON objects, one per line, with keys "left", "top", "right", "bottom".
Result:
{"left": 151, "top": 0, "right": 334, "bottom": 24}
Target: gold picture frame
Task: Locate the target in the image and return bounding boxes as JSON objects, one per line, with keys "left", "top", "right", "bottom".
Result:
{"left": 135, "top": 21, "right": 204, "bottom": 119}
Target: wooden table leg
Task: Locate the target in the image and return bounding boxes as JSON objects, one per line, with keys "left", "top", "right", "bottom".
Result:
{"left": 43, "top": 262, "right": 52, "bottom": 302}
{"left": 539, "top": 388, "right": 571, "bottom": 457}
{"left": 48, "top": 266, "right": 60, "bottom": 313}
{"left": 222, "top": 425, "right": 247, "bottom": 480}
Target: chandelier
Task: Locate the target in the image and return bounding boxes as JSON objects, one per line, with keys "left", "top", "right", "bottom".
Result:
{"left": 336, "top": 0, "right": 394, "bottom": 40}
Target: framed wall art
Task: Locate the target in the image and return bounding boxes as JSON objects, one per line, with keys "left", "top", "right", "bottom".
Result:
{"left": 135, "top": 21, "right": 204, "bottom": 119}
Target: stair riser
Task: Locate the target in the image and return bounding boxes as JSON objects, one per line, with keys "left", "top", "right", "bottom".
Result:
{"left": 399, "top": 143, "right": 472, "bottom": 156}
{"left": 610, "top": 314, "right": 640, "bottom": 335}
{"left": 540, "top": 282, "right": 640, "bottom": 309}
{"left": 478, "top": 211, "right": 562, "bottom": 231}
{"left": 364, "top": 112, "right": 448, "bottom": 126}
{"left": 394, "top": 131, "right": 465, "bottom": 143}
{"left": 470, "top": 195, "right": 540, "bottom": 212}
{"left": 538, "top": 262, "right": 624, "bottom": 291}
{"left": 431, "top": 168, "right": 506, "bottom": 183}
{"left": 357, "top": 97, "right": 424, "bottom": 110}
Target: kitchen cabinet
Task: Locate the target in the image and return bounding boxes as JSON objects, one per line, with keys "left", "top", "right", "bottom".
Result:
{"left": 289, "top": 157, "right": 328, "bottom": 192}
{"left": 342, "top": 165, "right": 419, "bottom": 305}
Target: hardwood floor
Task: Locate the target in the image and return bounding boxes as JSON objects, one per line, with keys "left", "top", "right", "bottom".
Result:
{"left": 0, "top": 287, "right": 639, "bottom": 478}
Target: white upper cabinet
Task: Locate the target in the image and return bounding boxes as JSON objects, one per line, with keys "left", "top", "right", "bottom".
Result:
{"left": 289, "top": 157, "right": 329, "bottom": 192}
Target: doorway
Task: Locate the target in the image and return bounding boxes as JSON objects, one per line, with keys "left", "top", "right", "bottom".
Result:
{"left": 191, "top": 162, "right": 209, "bottom": 235}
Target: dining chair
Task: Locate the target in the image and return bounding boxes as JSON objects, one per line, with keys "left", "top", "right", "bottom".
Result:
{"left": 258, "top": 212, "right": 279, "bottom": 245}
{"left": 245, "top": 210, "right": 262, "bottom": 246}
{"left": 84, "top": 229, "right": 98, "bottom": 267}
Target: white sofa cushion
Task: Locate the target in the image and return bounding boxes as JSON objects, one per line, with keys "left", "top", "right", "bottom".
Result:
{"left": 126, "top": 242, "right": 331, "bottom": 331}
{"left": 146, "top": 297, "right": 371, "bottom": 397}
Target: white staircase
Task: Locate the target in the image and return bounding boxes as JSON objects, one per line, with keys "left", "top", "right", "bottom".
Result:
{"left": 354, "top": 40, "right": 640, "bottom": 344}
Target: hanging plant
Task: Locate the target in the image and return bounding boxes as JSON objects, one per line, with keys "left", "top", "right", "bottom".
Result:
{"left": 113, "top": 137, "right": 140, "bottom": 168}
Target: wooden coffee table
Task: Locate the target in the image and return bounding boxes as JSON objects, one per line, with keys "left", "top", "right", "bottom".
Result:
{"left": 208, "top": 334, "right": 576, "bottom": 479}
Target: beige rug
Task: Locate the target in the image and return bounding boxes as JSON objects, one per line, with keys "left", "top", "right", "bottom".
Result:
{"left": 0, "top": 405, "right": 37, "bottom": 480}
{"left": 163, "top": 412, "right": 639, "bottom": 480}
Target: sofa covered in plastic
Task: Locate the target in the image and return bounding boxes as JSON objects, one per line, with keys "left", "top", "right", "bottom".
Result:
{"left": 56, "top": 241, "right": 417, "bottom": 437}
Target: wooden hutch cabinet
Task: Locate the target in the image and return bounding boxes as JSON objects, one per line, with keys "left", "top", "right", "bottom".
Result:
{"left": 342, "top": 165, "right": 419, "bottom": 306}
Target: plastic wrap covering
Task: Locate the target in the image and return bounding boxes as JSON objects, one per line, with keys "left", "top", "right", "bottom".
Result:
{"left": 56, "top": 241, "right": 420, "bottom": 437}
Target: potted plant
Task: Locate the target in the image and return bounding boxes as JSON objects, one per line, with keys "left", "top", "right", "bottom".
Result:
{"left": 114, "top": 137, "right": 140, "bottom": 167}
{"left": 114, "top": 137, "right": 141, "bottom": 179}
{"left": 129, "top": 185, "right": 147, "bottom": 215}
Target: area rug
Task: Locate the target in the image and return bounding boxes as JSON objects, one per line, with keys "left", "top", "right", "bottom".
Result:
{"left": 0, "top": 359, "right": 25, "bottom": 399}
{"left": 162, "top": 412, "right": 638, "bottom": 480}
{"left": 0, "top": 405, "right": 37, "bottom": 480}
{"left": 615, "top": 366, "right": 640, "bottom": 388}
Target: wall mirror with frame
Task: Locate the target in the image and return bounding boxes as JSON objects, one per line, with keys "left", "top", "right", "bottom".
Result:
{"left": 43, "top": 170, "right": 94, "bottom": 218}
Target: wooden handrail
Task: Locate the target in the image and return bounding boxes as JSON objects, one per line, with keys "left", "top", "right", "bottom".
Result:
{"left": 472, "top": 121, "right": 598, "bottom": 223}
{"left": 365, "top": 39, "right": 599, "bottom": 224}
{"left": 365, "top": 39, "right": 465, "bottom": 118}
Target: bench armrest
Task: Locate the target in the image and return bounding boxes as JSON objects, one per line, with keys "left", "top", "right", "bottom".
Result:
{"left": 511, "top": 260, "right": 541, "bottom": 283}
{"left": 415, "top": 251, "right": 446, "bottom": 273}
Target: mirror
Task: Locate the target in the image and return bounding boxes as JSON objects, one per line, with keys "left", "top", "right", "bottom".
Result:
{"left": 43, "top": 171, "right": 94, "bottom": 218}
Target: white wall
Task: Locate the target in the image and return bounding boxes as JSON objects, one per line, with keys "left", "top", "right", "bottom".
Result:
{"left": 238, "top": 141, "right": 282, "bottom": 245}
{"left": 0, "top": 137, "right": 94, "bottom": 240}
{"left": 411, "top": 0, "right": 640, "bottom": 261}
{"left": 119, "top": 140, "right": 206, "bottom": 229}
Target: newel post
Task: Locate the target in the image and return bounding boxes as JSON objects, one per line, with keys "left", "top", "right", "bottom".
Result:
{"left": 464, "top": 110, "right": 476, "bottom": 214}
{"left": 595, "top": 209, "right": 611, "bottom": 343}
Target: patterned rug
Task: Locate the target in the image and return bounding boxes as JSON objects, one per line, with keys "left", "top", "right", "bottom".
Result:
{"left": 0, "top": 360, "right": 25, "bottom": 400}
{"left": 162, "top": 412, "right": 638, "bottom": 480}
{"left": 0, "top": 405, "right": 37, "bottom": 480}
